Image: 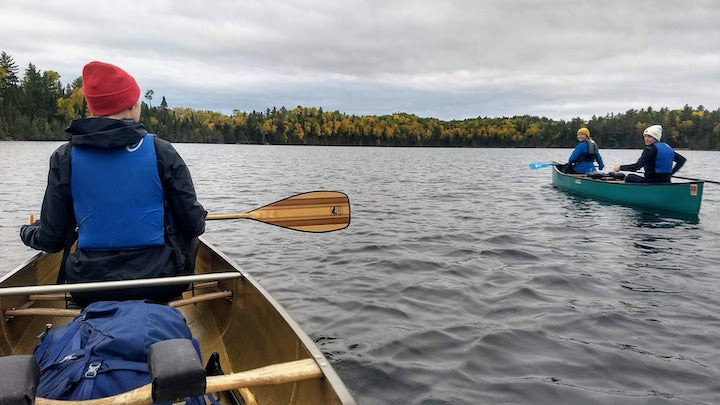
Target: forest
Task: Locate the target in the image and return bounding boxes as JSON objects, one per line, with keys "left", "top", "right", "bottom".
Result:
{"left": 2, "top": 52, "right": 719, "bottom": 150}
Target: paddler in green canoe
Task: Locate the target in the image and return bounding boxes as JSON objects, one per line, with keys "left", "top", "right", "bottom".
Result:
{"left": 564, "top": 127, "right": 605, "bottom": 174}
{"left": 613, "top": 124, "right": 686, "bottom": 183}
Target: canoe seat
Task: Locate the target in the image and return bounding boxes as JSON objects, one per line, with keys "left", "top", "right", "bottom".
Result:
{"left": 148, "top": 339, "right": 206, "bottom": 402}
{"left": 0, "top": 355, "right": 39, "bottom": 404}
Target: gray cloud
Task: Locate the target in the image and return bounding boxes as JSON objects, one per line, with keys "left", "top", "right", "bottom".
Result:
{"left": 2, "top": 0, "right": 718, "bottom": 120}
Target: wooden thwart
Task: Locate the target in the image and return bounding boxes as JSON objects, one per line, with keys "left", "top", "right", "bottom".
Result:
{"left": 5, "top": 308, "right": 80, "bottom": 318}
{"left": 168, "top": 290, "right": 232, "bottom": 308}
{"left": 35, "top": 358, "right": 323, "bottom": 405}
{"left": 29, "top": 294, "right": 70, "bottom": 301}
{"left": 28, "top": 281, "right": 220, "bottom": 302}
{"left": 5, "top": 290, "right": 233, "bottom": 318}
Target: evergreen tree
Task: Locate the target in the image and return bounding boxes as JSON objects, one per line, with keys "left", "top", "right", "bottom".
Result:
{"left": 0, "top": 52, "right": 19, "bottom": 86}
{"left": 1, "top": 50, "right": 719, "bottom": 149}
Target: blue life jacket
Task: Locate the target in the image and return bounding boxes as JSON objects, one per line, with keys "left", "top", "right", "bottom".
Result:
{"left": 569, "top": 140, "right": 599, "bottom": 173}
{"left": 33, "top": 301, "right": 205, "bottom": 404}
{"left": 71, "top": 134, "right": 165, "bottom": 249}
{"left": 651, "top": 142, "right": 674, "bottom": 174}
{"left": 579, "top": 140, "right": 598, "bottom": 162}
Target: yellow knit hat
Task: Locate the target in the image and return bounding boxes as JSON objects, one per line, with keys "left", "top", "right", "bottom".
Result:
{"left": 577, "top": 127, "right": 590, "bottom": 137}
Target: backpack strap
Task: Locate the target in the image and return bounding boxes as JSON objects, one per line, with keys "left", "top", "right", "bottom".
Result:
{"left": 36, "top": 318, "right": 84, "bottom": 370}
{"left": 206, "top": 393, "right": 222, "bottom": 405}
{"left": 100, "top": 359, "right": 152, "bottom": 373}
{"left": 74, "top": 359, "right": 152, "bottom": 400}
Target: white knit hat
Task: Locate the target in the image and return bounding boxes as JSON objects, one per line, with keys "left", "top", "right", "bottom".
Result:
{"left": 643, "top": 125, "right": 662, "bottom": 141}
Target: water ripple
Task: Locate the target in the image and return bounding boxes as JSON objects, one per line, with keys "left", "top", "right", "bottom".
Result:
{"left": 2, "top": 144, "right": 720, "bottom": 404}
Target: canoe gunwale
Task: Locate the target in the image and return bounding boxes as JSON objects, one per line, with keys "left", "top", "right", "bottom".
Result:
{"left": 0, "top": 251, "right": 44, "bottom": 286}
{"left": 555, "top": 169, "right": 704, "bottom": 186}
{"left": 198, "top": 236, "right": 356, "bottom": 404}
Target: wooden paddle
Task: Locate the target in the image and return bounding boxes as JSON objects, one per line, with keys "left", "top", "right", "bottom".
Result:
{"left": 206, "top": 191, "right": 350, "bottom": 232}
{"left": 35, "top": 358, "right": 322, "bottom": 405}
{"left": 30, "top": 191, "right": 351, "bottom": 232}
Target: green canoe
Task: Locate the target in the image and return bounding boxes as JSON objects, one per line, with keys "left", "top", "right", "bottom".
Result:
{"left": 552, "top": 165, "right": 704, "bottom": 216}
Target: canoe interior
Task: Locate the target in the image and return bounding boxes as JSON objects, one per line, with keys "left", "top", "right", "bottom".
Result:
{"left": 551, "top": 165, "right": 703, "bottom": 216}
{"left": 0, "top": 237, "right": 354, "bottom": 404}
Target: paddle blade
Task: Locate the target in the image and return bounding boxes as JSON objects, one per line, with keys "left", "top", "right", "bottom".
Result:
{"left": 529, "top": 162, "right": 556, "bottom": 169}
{"left": 207, "top": 191, "right": 351, "bottom": 232}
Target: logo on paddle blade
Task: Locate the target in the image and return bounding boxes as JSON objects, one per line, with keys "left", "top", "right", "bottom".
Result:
{"left": 331, "top": 206, "right": 342, "bottom": 216}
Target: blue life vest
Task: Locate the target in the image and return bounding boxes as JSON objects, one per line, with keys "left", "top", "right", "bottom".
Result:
{"left": 569, "top": 141, "right": 599, "bottom": 173}
{"left": 652, "top": 142, "right": 674, "bottom": 174}
{"left": 579, "top": 140, "right": 598, "bottom": 162}
{"left": 71, "top": 134, "right": 164, "bottom": 249}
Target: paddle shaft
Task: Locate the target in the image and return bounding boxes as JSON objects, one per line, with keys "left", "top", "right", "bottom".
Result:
{"left": 30, "top": 191, "right": 350, "bottom": 233}
{"left": 672, "top": 175, "right": 720, "bottom": 184}
{"left": 206, "top": 213, "right": 253, "bottom": 220}
{"left": 617, "top": 171, "right": 717, "bottom": 185}
{"left": 35, "top": 358, "right": 323, "bottom": 405}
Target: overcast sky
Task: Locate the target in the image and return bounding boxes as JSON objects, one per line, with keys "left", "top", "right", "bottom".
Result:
{"left": 2, "top": 0, "right": 719, "bottom": 120}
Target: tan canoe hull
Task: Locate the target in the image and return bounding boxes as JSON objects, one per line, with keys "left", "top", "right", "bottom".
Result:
{"left": 0, "top": 237, "right": 355, "bottom": 404}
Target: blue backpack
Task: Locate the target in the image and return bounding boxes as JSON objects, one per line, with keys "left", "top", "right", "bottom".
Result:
{"left": 33, "top": 300, "right": 205, "bottom": 403}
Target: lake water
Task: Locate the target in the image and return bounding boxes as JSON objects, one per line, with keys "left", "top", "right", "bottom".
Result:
{"left": 1, "top": 141, "right": 719, "bottom": 404}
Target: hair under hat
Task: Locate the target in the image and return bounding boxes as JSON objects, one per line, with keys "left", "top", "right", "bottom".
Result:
{"left": 577, "top": 127, "right": 590, "bottom": 137}
{"left": 643, "top": 125, "right": 662, "bottom": 141}
{"left": 82, "top": 61, "right": 140, "bottom": 116}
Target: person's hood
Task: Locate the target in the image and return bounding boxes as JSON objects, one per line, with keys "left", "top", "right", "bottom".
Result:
{"left": 65, "top": 117, "right": 148, "bottom": 148}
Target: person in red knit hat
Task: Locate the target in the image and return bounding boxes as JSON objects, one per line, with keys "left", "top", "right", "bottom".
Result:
{"left": 20, "top": 61, "right": 207, "bottom": 305}
{"left": 82, "top": 61, "right": 142, "bottom": 117}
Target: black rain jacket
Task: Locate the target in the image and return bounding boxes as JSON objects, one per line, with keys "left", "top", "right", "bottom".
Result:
{"left": 619, "top": 143, "right": 687, "bottom": 183}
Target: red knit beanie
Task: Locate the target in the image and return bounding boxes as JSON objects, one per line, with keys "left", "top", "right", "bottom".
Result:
{"left": 82, "top": 61, "right": 141, "bottom": 116}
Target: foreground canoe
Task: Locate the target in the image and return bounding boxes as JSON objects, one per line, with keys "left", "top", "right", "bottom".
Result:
{"left": 0, "top": 237, "right": 356, "bottom": 404}
{"left": 552, "top": 165, "right": 704, "bottom": 216}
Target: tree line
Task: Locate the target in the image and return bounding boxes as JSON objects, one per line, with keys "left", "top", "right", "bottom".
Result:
{"left": 2, "top": 52, "right": 719, "bottom": 150}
